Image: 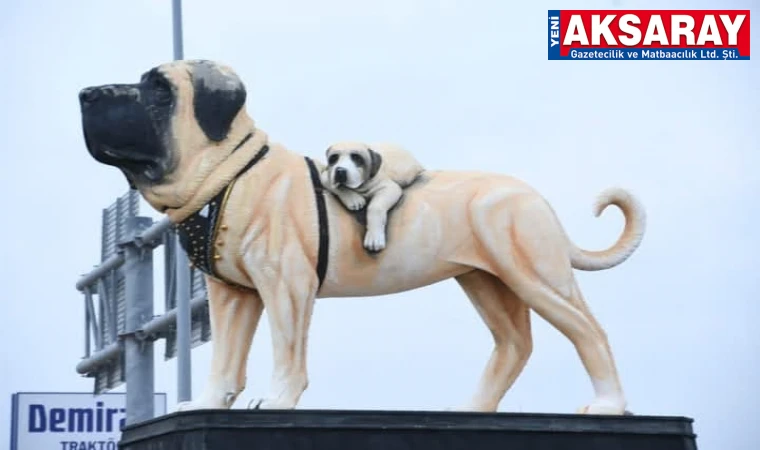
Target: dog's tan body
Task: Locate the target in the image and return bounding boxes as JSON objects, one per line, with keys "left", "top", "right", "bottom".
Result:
{"left": 79, "top": 60, "right": 646, "bottom": 415}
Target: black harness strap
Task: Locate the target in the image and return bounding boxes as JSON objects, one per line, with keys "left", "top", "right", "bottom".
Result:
{"left": 175, "top": 136, "right": 330, "bottom": 294}
{"left": 304, "top": 156, "right": 329, "bottom": 291}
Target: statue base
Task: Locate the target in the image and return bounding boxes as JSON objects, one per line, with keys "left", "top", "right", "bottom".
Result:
{"left": 119, "top": 409, "right": 698, "bottom": 450}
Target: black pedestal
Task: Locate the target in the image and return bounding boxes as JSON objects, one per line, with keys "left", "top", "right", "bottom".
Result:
{"left": 119, "top": 409, "right": 698, "bottom": 450}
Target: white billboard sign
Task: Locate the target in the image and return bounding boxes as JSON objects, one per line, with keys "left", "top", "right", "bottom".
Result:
{"left": 10, "top": 392, "right": 167, "bottom": 450}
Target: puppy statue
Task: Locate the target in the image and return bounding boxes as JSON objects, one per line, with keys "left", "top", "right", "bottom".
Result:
{"left": 320, "top": 141, "right": 425, "bottom": 252}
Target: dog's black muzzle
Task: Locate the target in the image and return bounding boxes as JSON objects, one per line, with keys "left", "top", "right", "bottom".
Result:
{"left": 79, "top": 79, "right": 174, "bottom": 187}
{"left": 334, "top": 167, "right": 348, "bottom": 184}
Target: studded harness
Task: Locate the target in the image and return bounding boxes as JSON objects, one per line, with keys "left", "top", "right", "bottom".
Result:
{"left": 175, "top": 132, "right": 330, "bottom": 293}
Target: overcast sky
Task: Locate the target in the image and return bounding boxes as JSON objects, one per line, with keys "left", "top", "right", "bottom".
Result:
{"left": 0, "top": 0, "right": 757, "bottom": 449}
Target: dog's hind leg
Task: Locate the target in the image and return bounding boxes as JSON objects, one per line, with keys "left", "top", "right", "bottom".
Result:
{"left": 177, "top": 277, "right": 263, "bottom": 411}
{"left": 454, "top": 270, "right": 533, "bottom": 412}
{"left": 473, "top": 194, "right": 627, "bottom": 415}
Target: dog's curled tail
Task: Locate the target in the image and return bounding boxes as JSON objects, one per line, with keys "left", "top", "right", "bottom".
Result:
{"left": 569, "top": 187, "right": 646, "bottom": 271}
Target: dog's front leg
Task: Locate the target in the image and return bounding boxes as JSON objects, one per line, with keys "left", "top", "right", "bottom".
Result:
{"left": 246, "top": 257, "right": 318, "bottom": 410}
{"left": 364, "top": 183, "right": 402, "bottom": 251}
{"left": 177, "top": 276, "right": 263, "bottom": 411}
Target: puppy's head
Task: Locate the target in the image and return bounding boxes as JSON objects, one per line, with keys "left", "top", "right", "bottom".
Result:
{"left": 324, "top": 141, "right": 382, "bottom": 189}
{"left": 78, "top": 59, "right": 253, "bottom": 212}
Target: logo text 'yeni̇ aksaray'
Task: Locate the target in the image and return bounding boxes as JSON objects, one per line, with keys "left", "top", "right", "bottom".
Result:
{"left": 548, "top": 10, "right": 750, "bottom": 60}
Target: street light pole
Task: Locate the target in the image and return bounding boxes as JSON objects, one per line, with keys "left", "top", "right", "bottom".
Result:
{"left": 172, "top": 0, "right": 184, "bottom": 60}
{"left": 171, "top": 0, "right": 193, "bottom": 405}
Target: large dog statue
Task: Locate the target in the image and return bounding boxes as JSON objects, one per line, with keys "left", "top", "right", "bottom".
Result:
{"left": 78, "top": 60, "right": 646, "bottom": 415}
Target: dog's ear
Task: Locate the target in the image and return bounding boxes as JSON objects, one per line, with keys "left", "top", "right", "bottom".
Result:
{"left": 121, "top": 169, "right": 137, "bottom": 190}
{"left": 190, "top": 61, "right": 247, "bottom": 142}
{"left": 368, "top": 148, "right": 383, "bottom": 179}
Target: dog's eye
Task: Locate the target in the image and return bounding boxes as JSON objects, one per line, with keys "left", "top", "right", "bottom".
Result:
{"left": 142, "top": 70, "right": 171, "bottom": 92}
{"left": 149, "top": 76, "right": 173, "bottom": 106}
{"left": 350, "top": 153, "right": 364, "bottom": 166}
{"left": 327, "top": 154, "right": 339, "bottom": 165}
{"left": 151, "top": 75, "right": 170, "bottom": 92}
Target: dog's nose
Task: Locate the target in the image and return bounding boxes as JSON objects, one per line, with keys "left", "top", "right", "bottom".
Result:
{"left": 79, "top": 87, "right": 101, "bottom": 104}
{"left": 334, "top": 167, "right": 347, "bottom": 183}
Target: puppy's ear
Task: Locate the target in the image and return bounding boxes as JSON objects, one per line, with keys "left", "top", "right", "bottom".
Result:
{"left": 368, "top": 148, "right": 383, "bottom": 179}
{"left": 190, "top": 61, "right": 247, "bottom": 142}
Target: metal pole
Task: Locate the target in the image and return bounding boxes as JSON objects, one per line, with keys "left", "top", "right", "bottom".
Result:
{"left": 84, "top": 289, "right": 91, "bottom": 358}
{"left": 172, "top": 0, "right": 193, "bottom": 404}
{"left": 139, "top": 294, "right": 208, "bottom": 341}
{"left": 123, "top": 217, "right": 155, "bottom": 426}
{"left": 175, "top": 244, "right": 193, "bottom": 402}
{"left": 172, "top": 0, "right": 184, "bottom": 60}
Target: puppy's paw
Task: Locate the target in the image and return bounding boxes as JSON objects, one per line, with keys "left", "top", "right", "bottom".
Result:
{"left": 340, "top": 192, "right": 367, "bottom": 211}
{"left": 347, "top": 198, "right": 366, "bottom": 211}
{"left": 364, "top": 230, "right": 387, "bottom": 252}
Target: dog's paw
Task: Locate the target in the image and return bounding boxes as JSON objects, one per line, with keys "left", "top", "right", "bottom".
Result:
{"left": 343, "top": 193, "right": 366, "bottom": 211}
{"left": 247, "top": 398, "right": 266, "bottom": 410}
{"left": 176, "top": 391, "right": 238, "bottom": 411}
{"left": 575, "top": 398, "right": 627, "bottom": 415}
{"left": 247, "top": 397, "right": 293, "bottom": 410}
{"left": 444, "top": 405, "right": 479, "bottom": 412}
{"left": 364, "top": 230, "right": 386, "bottom": 252}
{"left": 176, "top": 399, "right": 217, "bottom": 412}
{"left": 176, "top": 401, "right": 197, "bottom": 412}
